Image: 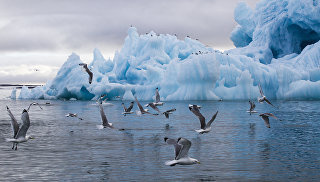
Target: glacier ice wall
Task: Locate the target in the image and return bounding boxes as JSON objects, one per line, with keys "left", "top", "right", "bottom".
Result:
{"left": 18, "top": 0, "right": 320, "bottom": 101}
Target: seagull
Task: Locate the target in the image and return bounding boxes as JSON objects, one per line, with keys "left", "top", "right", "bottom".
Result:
{"left": 145, "top": 102, "right": 160, "bottom": 115}
{"left": 164, "top": 137, "right": 200, "bottom": 166}
{"left": 65, "top": 113, "right": 83, "bottom": 120}
{"left": 6, "top": 106, "right": 34, "bottom": 150}
{"left": 134, "top": 97, "right": 152, "bottom": 116}
{"left": 154, "top": 87, "right": 164, "bottom": 106}
{"left": 248, "top": 100, "right": 257, "bottom": 115}
{"left": 97, "top": 100, "right": 114, "bottom": 129}
{"left": 259, "top": 113, "right": 278, "bottom": 128}
{"left": 27, "top": 102, "right": 43, "bottom": 112}
{"left": 258, "top": 84, "right": 275, "bottom": 107}
{"left": 163, "top": 108, "right": 176, "bottom": 119}
{"left": 79, "top": 63, "right": 93, "bottom": 84}
{"left": 122, "top": 101, "right": 134, "bottom": 116}
{"left": 189, "top": 104, "right": 218, "bottom": 134}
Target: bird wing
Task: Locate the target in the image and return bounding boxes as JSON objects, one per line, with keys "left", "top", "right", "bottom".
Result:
{"left": 99, "top": 102, "right": 111, "bottom": 127}
{"left": 166, "top": 108, "right": 176, "bottom": 113}
{"left": 6, "top": 106, "right": 19, "bottom": 138}
{"left": 258, "top": 84, "right": 264, "bottom": 96}
{"left": 155, "top": 89, "right": 160, "bottom": 103}
{"left": 164, "top": 138, "right": 182, "bottom": 160}
{"left": 264, "top": 98, "right": 276, "bottom": 108}
{"left": 164, "top": 112, "right": 169, "bottom": 118}
{"left": 265, "top": 113, "right": 278, "bottom": 120}
{"left": 122, "top": 103, "right": 127, "bottom": 112}
{"left": 135, "top": 97, "right": 145, "bottom": 113}
{"left": 87, "top": 69, "right": 93, "bottom": 84}
{"left": 148, "top": 103, "right": 160, "bottom": 113}
{"left": 206, "top": 111, "right": 218, "bottom": 128}
{"left": 261, "top": 115, "right": 270, "bottom": 128}
{"left": 189, "top": 105, "right": 206, "bottom": 129}
{"left": 126, "top": 102, "right": 134, "bottom": 112}
{"left": 176, "top": 138, "right": 192, "bottom": 160}
{"left": 15, "top": 109, "right": 30, "bottom": 139}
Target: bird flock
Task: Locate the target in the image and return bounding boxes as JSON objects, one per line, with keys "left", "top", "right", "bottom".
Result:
{"left": 5, "top": 84, "right": 279, "bottom": 166}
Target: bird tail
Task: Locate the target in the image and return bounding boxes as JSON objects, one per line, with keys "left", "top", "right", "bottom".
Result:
{"left": 5, "top": 138, "right": 15, "bottom": 142}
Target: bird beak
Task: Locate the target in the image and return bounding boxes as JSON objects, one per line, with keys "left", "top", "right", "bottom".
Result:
{"left": 30, "top": 136, "right": 35, "bottom": 139}
{"left": 197, "top": 161, "right": 201, "bottom": 164}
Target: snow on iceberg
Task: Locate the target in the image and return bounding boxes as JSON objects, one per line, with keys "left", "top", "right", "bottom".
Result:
{"left": 18, "top": 0, "right": 320, "bottom": 100}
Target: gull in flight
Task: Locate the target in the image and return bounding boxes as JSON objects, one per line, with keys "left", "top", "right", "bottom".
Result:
{"left": 122, "top": 101, "right": 134, "bottom": 116}
{"left": 145, "top": 102, "right": 161, "bottom": 115}
{"left": 163, "top": 108, "right": 176, "bottom": 119}
{"left": 189, "top": 104, "right": 218, "bottom": 134}
{"left": 164, "top": 137, "right": 200, "bottom": 166}
{"left": 258, "top": 84, "right": 275, "bottom": 108}
{"left": 97, "top": 100, "right": 114, "bottom": 129}
{"left": 65, "top": 113, "right": 83, "bottom": 120}
{"left": 6, "top": 106, "right": 34, "bottom": 150}
{"left": 259, "top": 113, "right": 278, "bottom": 128}
{"left": 248, "top": 100, "right": 257, "bottom": 115}
{"left": 27, "top": 102, "right": 43, "bottom": 112}
{"left": 79, "top": 63, "right": 93, "bottom": 84}
{"left": 135, "top": 97, "right": 153, "bottom": 116}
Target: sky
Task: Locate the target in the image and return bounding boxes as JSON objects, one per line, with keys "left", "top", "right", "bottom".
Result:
{"left": 0, "top": 0, "right": 259, "bottom": 84}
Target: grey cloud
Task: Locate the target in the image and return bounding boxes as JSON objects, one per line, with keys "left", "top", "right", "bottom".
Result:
{"left": 0, "top": 0, "right": 259, "bottom": 54}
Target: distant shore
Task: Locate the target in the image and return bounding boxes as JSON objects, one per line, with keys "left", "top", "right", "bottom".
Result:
{"left": 0, "top": 84, "right": 43, "bottom": 89}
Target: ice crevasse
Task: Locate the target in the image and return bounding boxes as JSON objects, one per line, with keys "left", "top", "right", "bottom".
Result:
{"left": 18, "top": 0, "right": 320, "bottom": 101}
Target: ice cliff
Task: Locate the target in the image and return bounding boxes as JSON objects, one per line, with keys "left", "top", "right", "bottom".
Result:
{"left": 17, "top": 0, "right": 320, "bottom": 100}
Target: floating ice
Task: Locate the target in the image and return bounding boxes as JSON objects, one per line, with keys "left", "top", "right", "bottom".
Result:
{"left": 18, "top": 0, "right": 320, "bottom": 100}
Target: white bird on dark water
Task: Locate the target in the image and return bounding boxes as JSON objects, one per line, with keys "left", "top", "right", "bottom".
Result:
{"left": 164, "top": 137, "right": 200, "bottom": 166}
{"left": 97, "top": 100, "right": 114, "bottom": 129}
{"left": 79, "top": 63, "right": 93, "bottom": 84}
{"left": 259, "top": 113, "right": 279, "bottom": 128}
{"left": 122, "top": 101, "right": 134, "bottom": 116}
{"left": 163, "top": 108, "right": 176, "bottom": 119}
{"left": 258, "top": 84, "right": 276, "bottom": 108}
{"left": 189, "top": 104, "right": 218, "bottom": 134}
{"left": 65, "top": 113, "right": 83, "bottom": 120}
{"left": 6, "top": 106, "right": 34, "bottom": 150}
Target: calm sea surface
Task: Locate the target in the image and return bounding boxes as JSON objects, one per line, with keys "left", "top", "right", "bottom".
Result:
{"left": 0, "top": 87, "right": 319, "bottom": 181}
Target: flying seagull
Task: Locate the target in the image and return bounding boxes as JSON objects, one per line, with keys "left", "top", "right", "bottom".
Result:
{"left": 259, "top": 113, "right": 278, "bottom": 128}
{"left": 134, "top": 97, "right": 152, "bottom": 116}
{"left": 189, "top": 104, "right": 218, "bottom": 134}
{"left": 79, "top": 63, "right": 93, "bottom": 84}
{"left": 6, "top": 106, "right": 34, "bottom": 150}
{"left": 164, "top": 137, "right": 200, "bottom": 166}
{"left": 97, "top": 100, "right": 114, "bottom": 129}
{"left": 145, "top": 102, "right": 160, "bottom": 115}
{"left": 122, "top": 101, "right": 134, "bottom": 116}
{"left": 258, "top": 84, "right": 275, "bottom": 108}
{"left": 248, "top": 100, "right": 257, "bottom": 115}
{"left": 27, "top": 102, "right": 43, "bottom": 112}
{"left": 65, "top": 113, "right": 83, "bottom": 120}
{"left": 163, "top": 108, "right": 176, "bottom": 119}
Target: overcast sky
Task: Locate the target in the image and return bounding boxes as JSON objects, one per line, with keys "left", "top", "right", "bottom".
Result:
{"left": 0, "top": 0, "right": 258, "bottom": 83}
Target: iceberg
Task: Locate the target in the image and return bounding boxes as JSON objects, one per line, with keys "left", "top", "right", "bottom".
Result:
{"left": 18, "top": 0, "right": 320, "bottom": 100}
